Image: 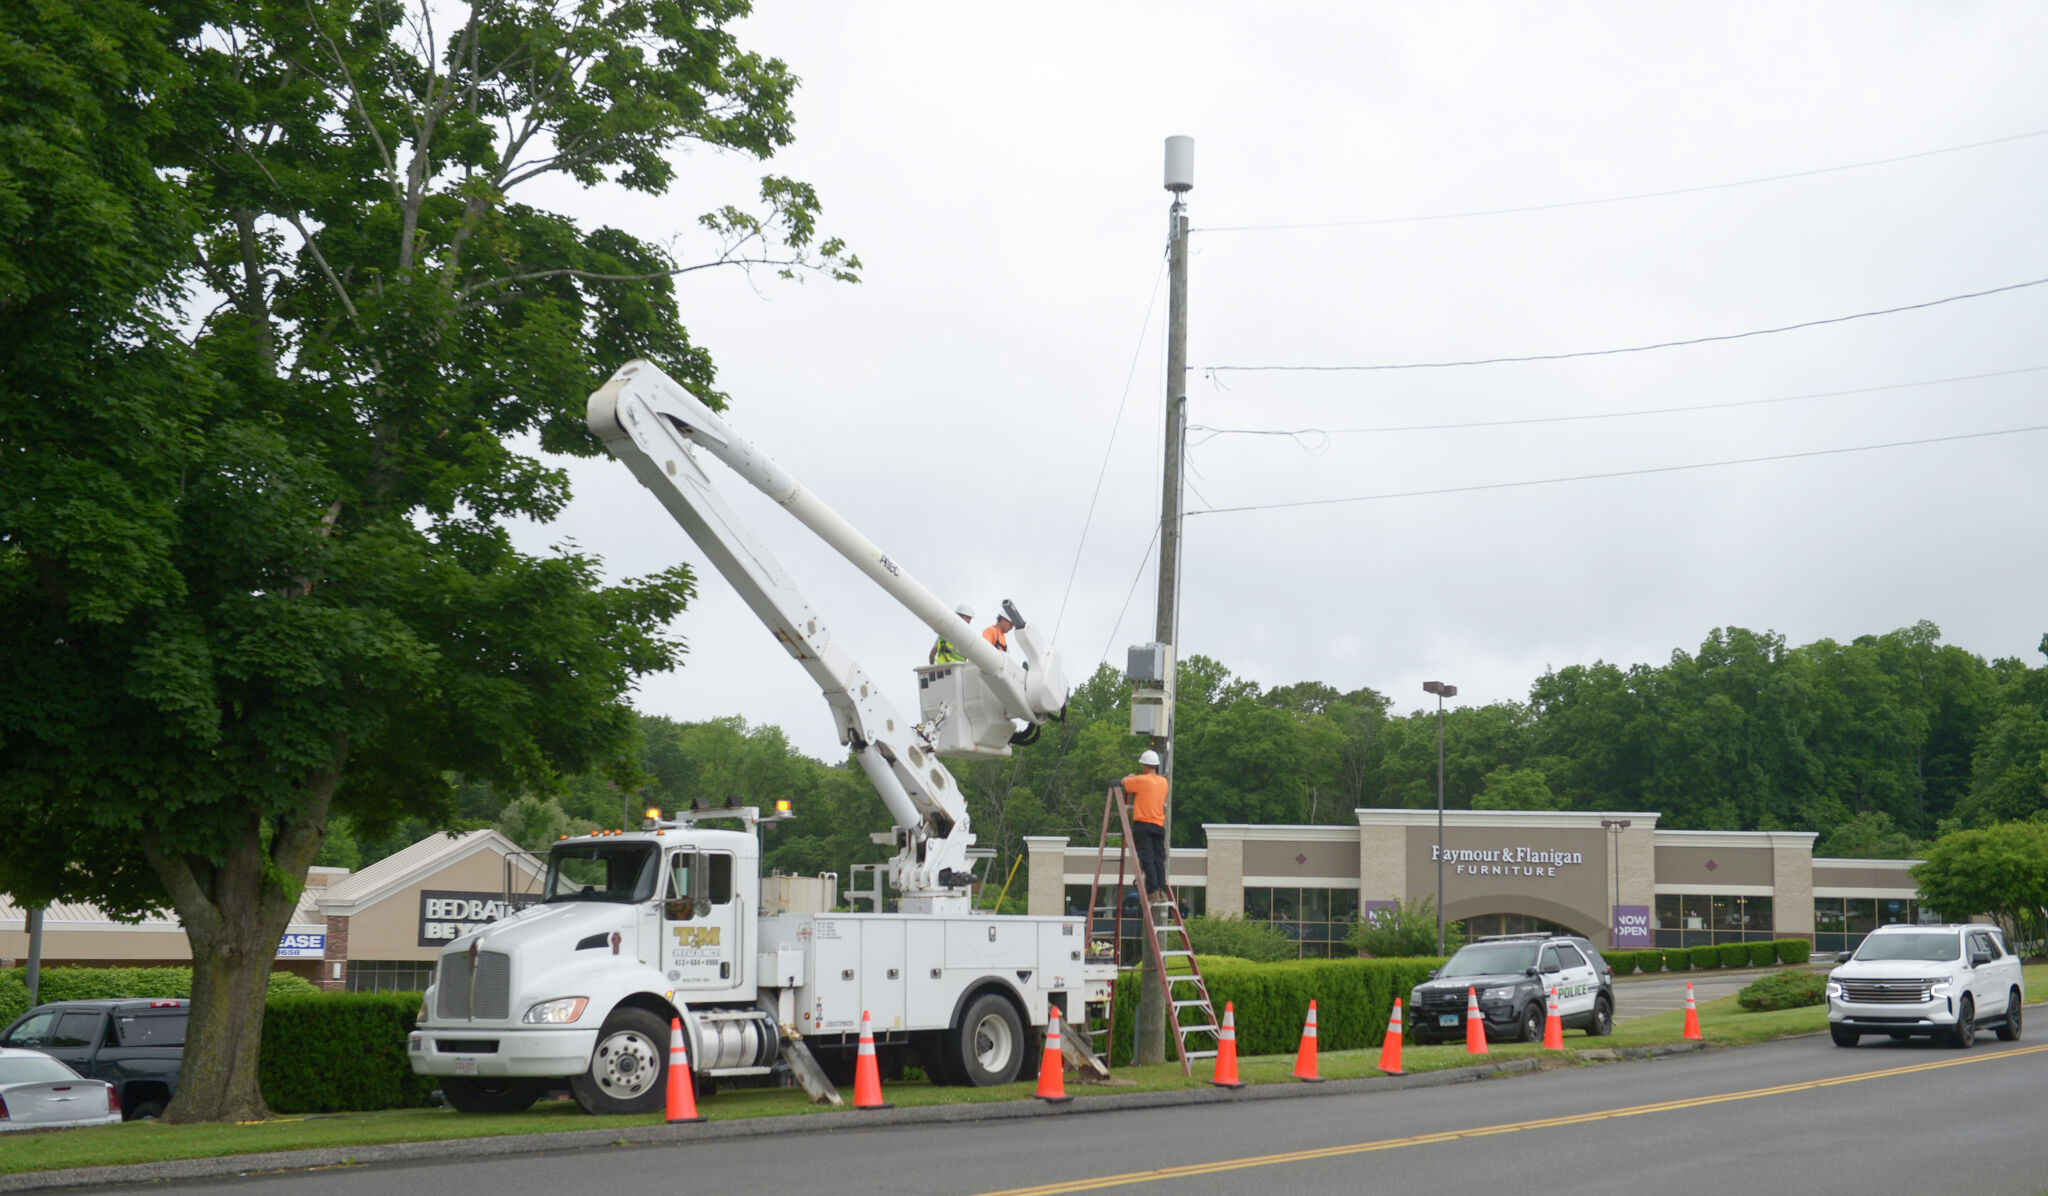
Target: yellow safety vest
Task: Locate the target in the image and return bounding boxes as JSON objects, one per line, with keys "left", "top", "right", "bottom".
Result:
{"left": 932, "top": 636, "right": 967, "bottom": 664}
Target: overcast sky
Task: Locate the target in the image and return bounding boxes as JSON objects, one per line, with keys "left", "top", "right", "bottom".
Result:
{"left": 514, "top": 2, "right": 2048, "bottom": 762}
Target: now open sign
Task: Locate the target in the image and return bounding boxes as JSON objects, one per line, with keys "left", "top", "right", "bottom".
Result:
{"left": 1612, "top": 904, "right": 1653, "bottom": 948}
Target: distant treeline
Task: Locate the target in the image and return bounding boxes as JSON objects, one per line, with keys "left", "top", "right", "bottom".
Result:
{"left": 323, "top": 620, "right": 2048, "bottom": 880}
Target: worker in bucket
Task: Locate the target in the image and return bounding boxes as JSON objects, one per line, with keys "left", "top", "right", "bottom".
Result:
{"left": 981, "top": 609, "right": 1013, "bottom": 653}
{"left": 1122, "top": 749, "right": 1171, "bottom": 903}
{"left": 930, "top": 603, "right": 974, "bottom": 664}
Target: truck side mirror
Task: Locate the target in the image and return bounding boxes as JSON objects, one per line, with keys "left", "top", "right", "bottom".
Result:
{"left": 1834, "top": 951, "right": 1852, "bottom": 963}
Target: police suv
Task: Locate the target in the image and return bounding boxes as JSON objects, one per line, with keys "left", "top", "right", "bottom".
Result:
{"left": 1409, "top": 933, "right": 1615, "bottom": 1044}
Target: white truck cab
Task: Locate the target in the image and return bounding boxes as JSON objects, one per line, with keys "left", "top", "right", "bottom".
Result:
{"left": 1827, "top": 922, "right": 2024, "bottom": 1048}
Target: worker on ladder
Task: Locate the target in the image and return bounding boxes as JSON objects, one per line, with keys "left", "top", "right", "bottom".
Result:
{"left": 1122, "top": 750, "right": 1171, "bottom": 903}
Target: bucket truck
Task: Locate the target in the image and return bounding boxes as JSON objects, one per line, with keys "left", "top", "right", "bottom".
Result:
{"left": 406, "top": 361, "right": 1111, "bottom": 1114}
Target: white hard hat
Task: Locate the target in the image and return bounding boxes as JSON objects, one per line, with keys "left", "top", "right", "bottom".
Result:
{"left": 1138, "top": 749, "right": 1161, "bottom": 767}
{"left": 954, "top": 602, "right": 976, "bottom": 619}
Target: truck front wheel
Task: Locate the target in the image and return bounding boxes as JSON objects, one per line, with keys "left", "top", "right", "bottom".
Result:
{"left": 571, "top": 1007, "right": 670, "bottom": 1115}
{"left": 441, "top": 1077, "right": 544, "bottom": 1114}
{"left": 946, "top": 994, "right": 1025, "bottom": 1087}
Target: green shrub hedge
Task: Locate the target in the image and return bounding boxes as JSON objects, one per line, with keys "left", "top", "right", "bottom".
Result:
{"left": 1744, "top": 942, "right": 1774, "bottom": 967}
{"left": 1735, "top": 969, "right": 1827, "bottom": 1012}
{"left": 1715, "top": 943, "right": 1747, "bottom": 968}
{"left": 1687, "top": 944, "right": 1721, "bottom": 969}
{"left": 1662, "top": 949, "right": 1691, "bottom": 972}
{"left": 1776, "top": 939, "right": 1810, "bottom": 965}
{"left": 1604, "top": 950, "right": 1638, "bottom": 976}
{"left": 259, "top": 993, "right": 436, "bottom": 1113}
{"left": 1, "top": 968, "right": 429, "bottom": 1114}
{"left": 0, "top": 966, "right": 316, "bottom": 1026}
{"left": 1104, "top": 955, "right": 1442, "bottom": 1066}
{"left": 1183, "top": 915, "right": 1296, "bottom": 962}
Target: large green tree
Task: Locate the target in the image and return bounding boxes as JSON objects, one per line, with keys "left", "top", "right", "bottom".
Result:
{"left": 0, "top": 0, "right": 851, "bottom": 1122}
{"left": 1910, "top": 821, "right": 2048, "bottom": 950}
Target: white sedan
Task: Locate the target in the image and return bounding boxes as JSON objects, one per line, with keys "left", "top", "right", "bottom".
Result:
{"left": 0, "top": 1047, "right": 121, "bottom": 1132}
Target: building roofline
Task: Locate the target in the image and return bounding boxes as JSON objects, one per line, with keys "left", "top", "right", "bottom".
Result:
{"left": 315, "top": 829, "right": 541, "bottom": 916}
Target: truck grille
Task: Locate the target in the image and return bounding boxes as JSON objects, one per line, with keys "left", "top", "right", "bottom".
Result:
{"left": 435, "top": 950, "right": 511, "bottom": 1020}
{"left": 1839, "top": 978, "right": 1933, "bottom": 1003}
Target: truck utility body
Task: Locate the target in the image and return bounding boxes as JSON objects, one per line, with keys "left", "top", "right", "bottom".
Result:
{"left": 408, "top": 361, "right": 1111, "bottom": 1113}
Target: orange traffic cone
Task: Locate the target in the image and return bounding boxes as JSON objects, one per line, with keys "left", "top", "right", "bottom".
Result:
{"left": 1464, "top": 987, "right": 1489, "bottom": 1055}
{"left": 1035, "top": 1006, "right": 1073, "bottom": 1103}
{"left": 1377, "top": 998, "right": 1406, "bottom": 1076}
{"left": 1682, "top": 982, "right": 1702, "bottom": 1040}
{"left": 664, "top": 1017, "right": 705, "bottom": 1124}
{"left": 1211, "top": 1002, "right": 1245, "bottom": 1089}
{"left": 1543, "top": 986, "right": 1564, "bottom": 1050}
{"left": 1292, "top": 1000, "right": 1323, "bottom": 1082}
{"left": 853, "top": 1010, "right": 891, "bottom": 1109}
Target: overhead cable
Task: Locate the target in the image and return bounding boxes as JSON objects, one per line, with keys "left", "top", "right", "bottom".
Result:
{"left": 1197, "top": 127, "right": 2048, "bottom": 234}
{"left": 1099, "top": 524, "right": 1162, "bottom": 667}
{"left": 1187, "top": 363, "right": 2048, "bottom": 443}
{"left": 1051, "top": 255, "right": 1167, "bottom": 649}
{"left": 1188, "top": 424, "right": 2048, "bottom": 517}
{"left": 1205, "top": 276, "right": 2048, "bottom": 375}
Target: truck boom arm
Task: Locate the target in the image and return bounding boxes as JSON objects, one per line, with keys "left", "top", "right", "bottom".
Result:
{"left": 587, "top": 361, "right": 1068, "bottom": 908}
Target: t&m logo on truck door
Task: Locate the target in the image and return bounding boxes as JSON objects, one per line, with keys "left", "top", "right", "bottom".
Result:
{"left": 670, "top": 925, "right": 725, "bottom": 977}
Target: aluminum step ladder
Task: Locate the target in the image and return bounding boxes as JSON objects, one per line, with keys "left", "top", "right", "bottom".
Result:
{"left": 1081, "top": 785, "right": 1220, "bottom": 1077}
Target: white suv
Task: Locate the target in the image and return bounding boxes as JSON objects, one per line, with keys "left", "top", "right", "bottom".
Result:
{"left": 1826, "top": 923, "right": 2024, "bottom": 1048}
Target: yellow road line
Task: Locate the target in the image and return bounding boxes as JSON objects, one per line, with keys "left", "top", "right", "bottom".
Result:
{"left": 977, "top": 1043, "right": 2048, "bottom": 1196}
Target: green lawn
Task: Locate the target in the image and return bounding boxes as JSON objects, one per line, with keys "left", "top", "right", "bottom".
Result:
{"left": 8, "top": 966, "right": 2040, "bottom": 1177}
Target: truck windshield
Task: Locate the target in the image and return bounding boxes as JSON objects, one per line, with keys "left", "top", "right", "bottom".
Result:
{"left": 544, "top": 842, "right": 660, "bottom": 904}
{"left": 1854, "top": 931, "right": 1961, "bottom": 962}
{"left": 1441, "top": 943, "right": 1539, "bottom": 977}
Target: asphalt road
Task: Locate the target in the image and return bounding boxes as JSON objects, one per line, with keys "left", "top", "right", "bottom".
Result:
{"left": 139, "top": 1032, "right": 2048, "bottom": 1196}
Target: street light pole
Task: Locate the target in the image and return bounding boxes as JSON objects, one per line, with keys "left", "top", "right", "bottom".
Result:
{"left": 1423, "top": 681, "right": 1457, "bottom": 954}
{"left": 1600, "top": 818, "right": 1632, "bottom": 947}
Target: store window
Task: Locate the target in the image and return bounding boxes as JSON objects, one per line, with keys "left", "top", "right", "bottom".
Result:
{"left": 1241, "top": 886, "right": 1358, "bottom": 959}
{"left": 1653, "top": 895, "right": 1778, "bottom": 948}
{"left": 347, "top": 960, "right": 436, "bottom": 993}
{"left": 1813, "top": 896, "right": 1922, "bottom": 954}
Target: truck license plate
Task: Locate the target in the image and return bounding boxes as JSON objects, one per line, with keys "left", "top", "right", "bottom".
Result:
{"left": 1438, "top": 1014, "right": 1460, "bottom": 1027}
{"left": 455, "top": 1058, "right": 479, "bottom": 1076}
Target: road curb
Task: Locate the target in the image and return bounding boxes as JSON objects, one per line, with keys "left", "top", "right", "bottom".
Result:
{"left": 0, "top": 1042, "right": 1711, "bottom": 1192}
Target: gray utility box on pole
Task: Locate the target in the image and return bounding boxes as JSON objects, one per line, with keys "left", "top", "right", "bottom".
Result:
{"left": 1128, "top": 642, "right": 1174, "bottom": 737}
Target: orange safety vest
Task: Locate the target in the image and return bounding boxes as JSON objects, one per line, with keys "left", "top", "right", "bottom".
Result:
{"left": 982, "top": 624, "right": 1008, "bottom": 652}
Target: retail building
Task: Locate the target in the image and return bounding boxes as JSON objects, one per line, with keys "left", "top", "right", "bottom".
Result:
{"left": 1027, "top": 808, "right": 1924, "bottom": 957}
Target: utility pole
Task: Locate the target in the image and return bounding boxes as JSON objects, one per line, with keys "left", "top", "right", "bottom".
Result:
{"left": 1140, "top": 134, "right": 1193, "bottom": 1067}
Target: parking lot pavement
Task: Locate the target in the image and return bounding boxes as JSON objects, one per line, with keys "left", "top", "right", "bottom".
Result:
{"left": 1611, "top": 969, "right": 1796, "bottom": 1020}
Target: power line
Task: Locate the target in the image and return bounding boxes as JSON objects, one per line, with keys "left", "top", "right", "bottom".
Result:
{"left": 1099, "top": 524, "right": 1162, "bottom": 668}
{"left": 1188, "top": 423, "right": 2048, "bottom": 517}
{"left": 1052, "top": 255, "right": 1167, "bottom": 650}
{"left": 1205, "top": 276, "right": 2048, "bottom": 374}
{"left": 1196, "top": 127, "right": 2048, "bottom": 234}
{"left": 1186, "top": 363, "right": 2048, "bottom": 443}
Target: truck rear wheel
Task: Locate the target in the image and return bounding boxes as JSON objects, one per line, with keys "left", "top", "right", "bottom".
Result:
{"left": 441, "top": 1077, "right": 544, "bottom": 1114}
{"left": 945, "top": 994, "right": 1024, "bottom": 1087}
{"left": 571, "top": 1007, "right": 670, "bottom": 1115}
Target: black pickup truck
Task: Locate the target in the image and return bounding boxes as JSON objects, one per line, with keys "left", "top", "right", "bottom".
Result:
{"left": 0, "top": 998, "right": 188, "bottom": 1119}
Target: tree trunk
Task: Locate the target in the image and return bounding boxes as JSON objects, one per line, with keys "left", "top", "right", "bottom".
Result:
{"left": 173, "top": 893, "right": 286, "bottom": 1122}
{"left": 146, "top": 740, "right": 343, "bottom": 1123}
